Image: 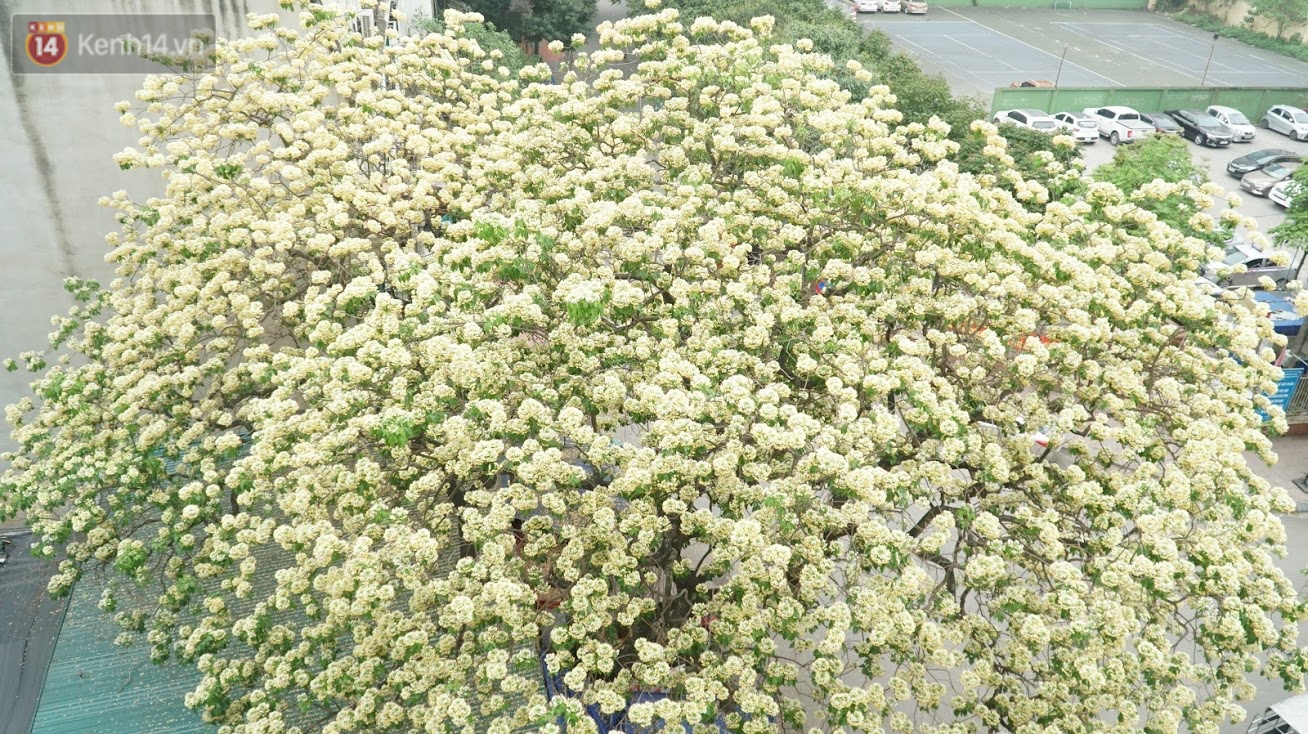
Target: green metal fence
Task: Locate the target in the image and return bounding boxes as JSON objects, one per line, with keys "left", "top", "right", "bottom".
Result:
{"left": 990, "top": 87, "right": 1308, "bottom": 121}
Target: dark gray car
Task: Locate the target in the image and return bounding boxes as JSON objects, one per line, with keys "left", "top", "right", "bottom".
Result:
{"left": 1139, "top": 112, "right": 1181, "bottom": 135}
{"left": 1227, "top": 148, "right": 1302, "bottom": 177}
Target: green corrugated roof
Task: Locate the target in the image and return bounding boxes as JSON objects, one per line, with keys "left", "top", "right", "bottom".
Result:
{"left": 28, "top": 431, "right": 547, "bottom": 733}
{"left": 28, "top": 573, "right": 213, "bottom": 734}
{"left": 27, "top": 437, "right": 247, "bottom": 734}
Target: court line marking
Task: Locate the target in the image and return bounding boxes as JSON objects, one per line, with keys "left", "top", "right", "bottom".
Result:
{"left": 1054, "top": 22, "right": 1302, "bottom": 84}
{"left": 937, "top": 7, "right": 1121, "bottom": 86}
{"left": 1054, "top": 20, "right": 1308, "bottom": 83}
{"left": 888, "top": 35, "right": 998, "bottom": 90}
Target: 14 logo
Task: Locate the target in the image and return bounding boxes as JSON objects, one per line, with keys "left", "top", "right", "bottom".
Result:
{"left": 26, "top": 21, "right": 68, "bottom": 67}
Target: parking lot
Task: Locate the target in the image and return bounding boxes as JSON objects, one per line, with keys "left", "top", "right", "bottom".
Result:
{"left": 855, "top": 8, "right": 1308, "bottom": 101}
{"left": 1077, "top": 124, "right": 1308, "bottom": 234}
{"left": 839, "top": 5, "right": 1308, "bottom": 240}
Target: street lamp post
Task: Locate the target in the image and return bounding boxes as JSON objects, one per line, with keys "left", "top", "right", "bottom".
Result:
{"left": 1054, "top": 45, "right": 1068, "bottom": 87}
{"left": 1199, "top": 33, "right": 1220, "bottom": 86}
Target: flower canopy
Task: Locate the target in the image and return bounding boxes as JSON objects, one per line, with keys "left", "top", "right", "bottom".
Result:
{"left": 4, "top": 3, "right": 1308, "bottom": 733}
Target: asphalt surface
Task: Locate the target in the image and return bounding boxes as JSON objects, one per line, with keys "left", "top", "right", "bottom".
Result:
{"left": 852, "top": 7, "right": 1308, "bottom": 101}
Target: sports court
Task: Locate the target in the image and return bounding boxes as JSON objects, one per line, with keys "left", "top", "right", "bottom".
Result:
{"left": 855, "top": 8, "right": 1308, "bottom": 100}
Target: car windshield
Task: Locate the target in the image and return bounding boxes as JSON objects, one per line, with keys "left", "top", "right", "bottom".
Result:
{"left": 1076, "top": 119, "right": 1096, "bottom": 128}
{"left": 1197, "top": 117, "right": 1223, "bottom": 130}
{"left": 1294, "top": 111, "right": 1308, "bottom": 123}
{"left": 1222, "top": 249, "right": 1250, "bottom": 266}
{"left": 1033, "top": 120, "right": 1056, "bottom": 129}
{"left": 1251, "top": 150, "right": 1285, "bottom": 163}
{"left": 1227, "top": 112, "right": 1250, "bottom": 125}
{"left": 1263, "top": 163, "right": 1293, "bottom": 178}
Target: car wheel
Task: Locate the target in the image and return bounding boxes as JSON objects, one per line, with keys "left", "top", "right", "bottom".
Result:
{"left": 1110, "top": 131, "right": 1120, "bottom": 145}
{"left": 1260, "top": 118, "right": 1270, "bottom": 128}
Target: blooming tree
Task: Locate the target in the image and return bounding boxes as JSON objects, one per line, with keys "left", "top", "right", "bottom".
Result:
{"left": 1092, "top": 134, "right": 1230, "bottom": 246}
{"left": 5, "top": 3, "right": 1308, "bottom": 733}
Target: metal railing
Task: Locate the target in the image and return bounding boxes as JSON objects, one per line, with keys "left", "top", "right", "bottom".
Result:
{"left": 1288, "top": 374, "right": 1308, "bottom": 416}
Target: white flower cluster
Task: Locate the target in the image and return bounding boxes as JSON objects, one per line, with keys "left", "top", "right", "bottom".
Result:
{"left": 1, "top": 4, "right": 1305, "bottom": 734}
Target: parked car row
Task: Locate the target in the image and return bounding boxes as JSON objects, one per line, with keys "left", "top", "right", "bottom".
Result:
{"left": 1218, "top": 148, "right": 1303, "bottom": 197}
{"left": 855, "top": 0, "right": 928, "bottom": 13}
{"left": 988, "top": 103, "right": 1308, "bottom": 149}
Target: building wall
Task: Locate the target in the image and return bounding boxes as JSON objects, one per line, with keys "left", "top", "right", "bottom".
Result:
{"left": 1201, "top": 0, "right": 1308, "bottom": 40}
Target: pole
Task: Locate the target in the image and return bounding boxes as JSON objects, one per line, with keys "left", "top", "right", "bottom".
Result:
{"left": 1199, "top": 33, "right": 1219, "bottom": 86}
{"left": 1053, "top": 45, "right": 1068, "bottom": 87}
{"left": 432, "top": 0, "right": 443, "bottom": 23}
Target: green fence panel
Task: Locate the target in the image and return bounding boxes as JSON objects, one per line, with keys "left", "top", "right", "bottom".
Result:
{"left": 993, "top": 89, "right": 1056, "bottom": 111}
{"left": 1054, "top": 90, "right": 1110, "bottom": 114}
{"left": 1158, "top": 88, "right": 1214, "bottom": 111}
{"left": 1212, "top": 89, "right": 1273, "bottom": 120}
{"left": 1257, "top": 89, "right": 1308, "bottom": 120}
{"left": 1105, "top": 89, "right": 1165, "bottom": 112}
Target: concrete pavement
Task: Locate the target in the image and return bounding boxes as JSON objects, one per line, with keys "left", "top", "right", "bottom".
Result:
{"left": 1250, "top": 434, "right": 1308, "bottom": 510}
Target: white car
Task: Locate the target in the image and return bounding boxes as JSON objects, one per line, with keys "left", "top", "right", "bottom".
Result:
{"left": 1082, "top": 105, "right": 1154, "bottom": 145}
{"left": 992, "top": 109, "right": 1059, "bottom": 132}
{"left": 1262, "top": 104, "right": 1308, "bottom": 141}
{"left": 1207, "top": 105, "right": 1256, "bottom": 142}
{"left": 1052, "top": 111, "right": 1099, "bottom": 143}
{"left": 855, "top": 0, "right": 879, "bottom": 11}
{"left": 880, "top": 0, "right": 901, "bottom": 10}
{"left": 1270, "top": 179, "right": 1302, "bottom": 208}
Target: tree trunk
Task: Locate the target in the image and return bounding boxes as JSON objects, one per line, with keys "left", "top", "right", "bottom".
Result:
{"left": 373, "top": 0, "right": 392, "bottom": 38}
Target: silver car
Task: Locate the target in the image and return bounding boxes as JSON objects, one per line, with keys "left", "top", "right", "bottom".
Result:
{"left": 1270, "top": 179, "right": 1302, "bottom": 208}
{"left": 1261, "top": 104, "right": 1308, "bottom": 141}
{"left": 1241, "top": 161, "right": 1302, "bottom": 196}
{"left": 1204, "top": 243, "right": 1303, "bottom": 288}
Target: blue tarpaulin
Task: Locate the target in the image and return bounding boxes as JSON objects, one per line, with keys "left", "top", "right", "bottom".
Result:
{"left": 1253, "top": 290, "right": 1304, "bottom": 336}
